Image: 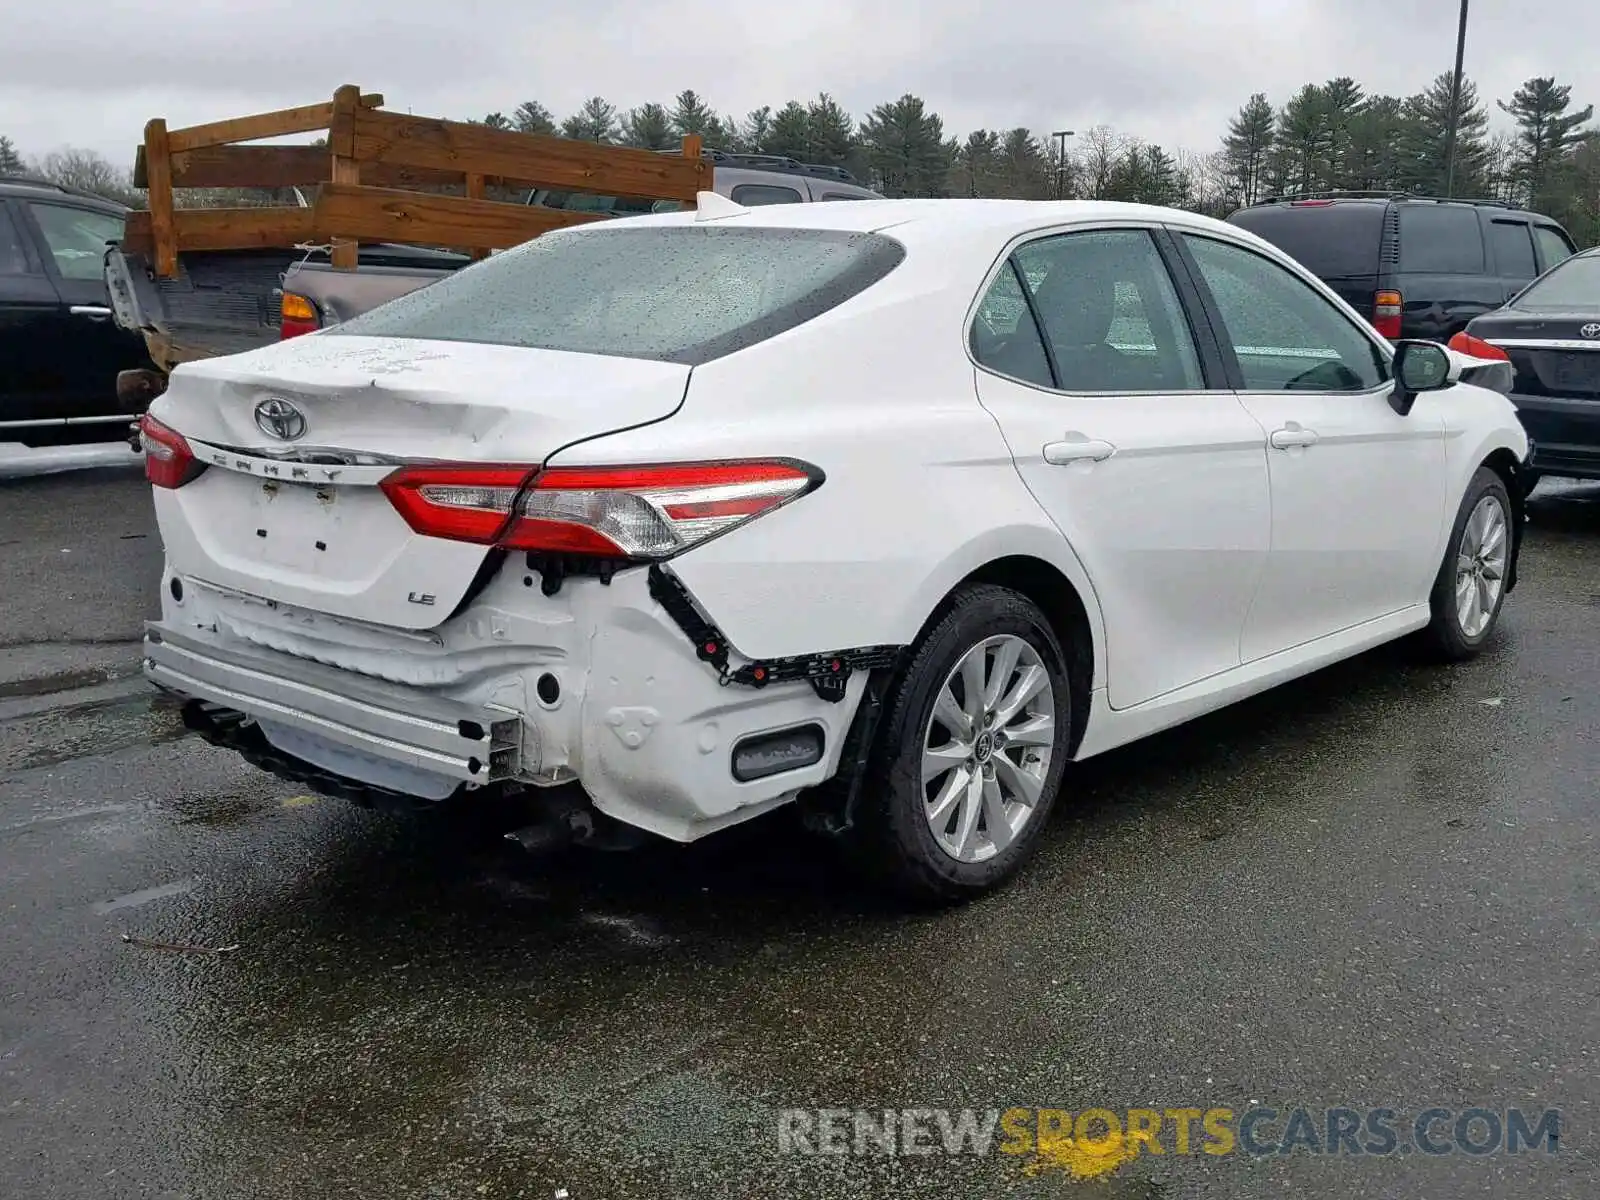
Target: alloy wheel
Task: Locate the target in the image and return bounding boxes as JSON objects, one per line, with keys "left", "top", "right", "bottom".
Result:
{"left": 1455, "top": 493, "right": 1508, "bottom": 639}
{"left": 921, "top": 634, "right": 1056, "bottom": 863}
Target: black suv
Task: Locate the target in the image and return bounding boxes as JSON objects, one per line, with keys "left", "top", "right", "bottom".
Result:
{"left": 1, "top": 177, "right": 155, "bottom": 447}
{"left": 1227, "top": 193, "right": 1579, "bottom": 342}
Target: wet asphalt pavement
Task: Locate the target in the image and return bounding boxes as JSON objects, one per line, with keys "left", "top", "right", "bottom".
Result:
{"left": 2, "top": 467, "right": 1598, "bottom": 1200}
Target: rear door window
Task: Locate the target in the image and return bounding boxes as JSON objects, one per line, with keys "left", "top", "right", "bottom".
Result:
{"left": 1488, "top": 219, "right": 1537, "bottom": 280}
{"left": 1396, "top": 205, "right": 1484, "bottom": 273}
{"left": 730, "top": 184, "right": 804, "bottom": 206}
{"left": 1532, "top": 225, "right": 1575, "bottom": 272}
{"left": 332, "top": 225, "right": 907, "bottom": 365}
{"left": 970, "top": 264, "right": 1053, "bottom": 389}
{"left": 1011, "top": 228, "right": 1204, "bottom": 392}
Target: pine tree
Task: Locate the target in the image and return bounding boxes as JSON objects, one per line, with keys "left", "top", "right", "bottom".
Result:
{"left": 740, "top": 107, "right": 774, "bottom": 153}
{"left": 805, "top": 93, "right": 858, "bottom": 171}
{"left": 561, "top": 98, "right": 620, "bottom": 143}
{"left": 512, "top": 102, "right": 556, "bottom": 137}
{"left": 858, "top": 94, "right": 953, "bottom": 197}
{"left": 669, "top": 90, "right": 727, "bottom": 144}
{"left": 1343, "top": 95, "right": 1407, "bottom": 191}
{"left": 620, "top": 103, "right": 675, "bottom": 150}
{"left": 1400, "top": 73, "right": 1491, "bottom": 195}
{"left": 1498, "top": 77, "right": 1594, "bottom": 210}
{"left": 1221, "top": 94, "right": 1275, "bottom": 204}
{"left": 1320, "top": 76, "right": 1367, "bottom": 189}
{"left": 955, "top": 130, "right": 1002, "bottom": 196}
{"left": 764, "top": 102, "right": 813, "bottom": 162}
{"left": 1276, "top": 84, "right": 1333, "bottom": 195}
{"left": 998, "top": 129, "right": 1050, "bottom": 199}
{"left": 478, "top": 112, "right": 511, "bottom": 130}
{"left": 0, "top": 135, "right": 23, "bottom": 176}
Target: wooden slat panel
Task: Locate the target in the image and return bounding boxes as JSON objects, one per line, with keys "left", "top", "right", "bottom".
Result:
{"left": 165, "top": 89, "right": 381, "bottom": 153}
{"left": 145, "top": 144, "right": 481, "bottom": 191}
{"left": 168, "top": 102, "right": 335, "bottom": 154}
{"left": 166, "top": 144, "right": 329, "bottom": 189}
{"left": 329, "top": 86, "right": 363, "bottom": 269}
{"left": 143, "top": 119, "right": 178, "bottom": 277}
{"left": 350, "top": 108, "right": 708, "bottom": 202}
{"left": 314, "top": 182, "right": 601, "bottom": 251}
{"left": 122, "top": 207, "right": 320, "bottom": 257}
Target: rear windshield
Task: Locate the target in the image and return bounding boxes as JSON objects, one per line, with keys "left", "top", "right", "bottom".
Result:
{"left": 1508, "top": 253, "right": 1600, "bottom": 311}
{"left": 330, "top": 225, "right": 907, "bottom": 365}
{"left": 1226, "top": 203, "right": 1383, "bottom": 278}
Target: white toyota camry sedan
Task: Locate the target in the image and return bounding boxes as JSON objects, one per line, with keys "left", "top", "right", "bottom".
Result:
{"left": 138, "top": 195, "right": 1531, "bottom": 902}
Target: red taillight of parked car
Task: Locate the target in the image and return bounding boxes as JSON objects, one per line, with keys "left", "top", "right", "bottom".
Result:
{"left": 379, "top": 459, "right": 822, "bottom": 559}
{"left": 1447, "top": 331, "right": 1511, "bottom": 361}
{"left": 139, "top": 413, "right": 206, "bottom": 490}
{"left": 1372, "top": 290, "right": 1403, "bottom": 340}
{"left": 280, "top": 293, "right": 320, "bottom": 340}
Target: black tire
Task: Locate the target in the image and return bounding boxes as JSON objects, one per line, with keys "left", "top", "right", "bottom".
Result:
{"left": 848, "top": 584, "right": 1072, "bottom": 904}
{"left": 1418, "top": 466, "right": 1513, "bottom": 662}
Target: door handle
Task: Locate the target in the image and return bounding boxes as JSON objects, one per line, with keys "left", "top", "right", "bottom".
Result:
{"left": 1043, "top": 435, "right": 1117, "bottom": 465}
{"left": 70, "top": 305, "right": 113, "bottom": 321}
{"left": 1269, "top": 425, "right": 1319, "bottom": 450}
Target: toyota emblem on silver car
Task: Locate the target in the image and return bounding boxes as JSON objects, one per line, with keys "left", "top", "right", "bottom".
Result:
{"left": 254, "top": 397, "right": 307, "bottom": 440}
{"left": 1580, "top": 323, "right": 1600, "bottom": 339}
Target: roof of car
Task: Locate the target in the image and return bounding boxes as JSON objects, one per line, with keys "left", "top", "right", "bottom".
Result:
{"left": 0, "top": 176, "right": 129, "bottom": 209}
{"left": 610, "top": 196, "right": 1257, "bottom": 249}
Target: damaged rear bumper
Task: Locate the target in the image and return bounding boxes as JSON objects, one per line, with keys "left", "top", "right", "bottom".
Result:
{"left": 145, "top": 622, "right": 522, "bottom": 794}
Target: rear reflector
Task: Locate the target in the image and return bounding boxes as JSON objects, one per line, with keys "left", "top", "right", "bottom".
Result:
{"left": 732, "top": 724, "right": 825, "bottom": 782}
{"left": 1373, "top": 290, "right": 1403, "bottom": 340}
{"left": 280, "top": 292, "right": 320, "bottom": 340}
{"left": 139, "top": 413, "right": 205, "bottom": 489}
{"left": 380, "top": 459, "right": 822, "bottom": 559}
{"left": 1447, "top": 331, "right": 1511, "bottom": 361}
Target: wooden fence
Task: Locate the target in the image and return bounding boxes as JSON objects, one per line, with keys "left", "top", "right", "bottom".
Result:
{"left": 122, "top": 84, "right": 711, "bottom": 276}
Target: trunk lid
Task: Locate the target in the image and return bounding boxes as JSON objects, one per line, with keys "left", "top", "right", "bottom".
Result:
{"left": 150, "top": 335, "right": 689, "bottom": 630}
{"left": 1465, "top": 311, "right": 1600, "bottom": 399}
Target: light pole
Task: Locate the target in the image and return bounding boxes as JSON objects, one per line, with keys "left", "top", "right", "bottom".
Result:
{"left": 1052, "top": 130, "right": 1076, "bottom": 199}
{"left": 1442, "top": 0, "right": 1469, "bottom": 196}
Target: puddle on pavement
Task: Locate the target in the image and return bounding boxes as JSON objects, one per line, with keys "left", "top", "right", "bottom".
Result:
{"left": 0, "top": 694, "right": 187, "bottom": 772}
{"left": 93, "top": 877, "right": 198, "bottom": 914}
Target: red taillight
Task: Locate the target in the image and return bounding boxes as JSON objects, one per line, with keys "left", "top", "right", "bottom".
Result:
{"left": 139, "top": 413, "right": 205, "bottom": 489}
{"left": 1372, "top": 290, "right": 1403, "bottom": 340}
{"left": 280, "top": 292, "right": 320, "bottom": 340}
{"left": 1447, "top": 331, "right": 1510, "bottom": 361}
{"left": 1291, "top": 199, "right": 1335, "bottom": 206}
{"left": 379, "top": 459, "right": 821, "bottom": 559}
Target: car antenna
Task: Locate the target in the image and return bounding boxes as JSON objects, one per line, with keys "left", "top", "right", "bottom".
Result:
{"left": 694, "top": 191, "right": 748, "bottom": 222}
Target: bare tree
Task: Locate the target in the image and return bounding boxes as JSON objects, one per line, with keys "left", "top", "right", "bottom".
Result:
{"left": 1078, "top": 125, "right": 1126, "bottom": 200}
{"left": 31, "top": 147, "right": 141, "bottom": 206}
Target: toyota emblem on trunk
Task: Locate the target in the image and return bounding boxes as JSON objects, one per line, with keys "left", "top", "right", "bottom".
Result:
{"left": 1581, "top": 323, "right": 1600, "bottom": 339}
{"left": 254, "top": 397, "right": 307, "bottom": 440}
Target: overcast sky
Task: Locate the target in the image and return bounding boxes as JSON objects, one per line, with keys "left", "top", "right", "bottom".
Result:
{"left": 3, "top": 0, "right": 1594, "bottom": 171}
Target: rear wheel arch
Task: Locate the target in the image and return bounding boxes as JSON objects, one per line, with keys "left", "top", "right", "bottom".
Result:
{"left": 924, "top": 555, "right": 1095, "bottom": 758}
{"left": 1478, "top": 447, "right": 1527, "bottom": 591}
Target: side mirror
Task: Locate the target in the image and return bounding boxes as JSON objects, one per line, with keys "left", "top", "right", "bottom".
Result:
{"left": 1389, "top": 339, "right": 1458, "bottom": 415}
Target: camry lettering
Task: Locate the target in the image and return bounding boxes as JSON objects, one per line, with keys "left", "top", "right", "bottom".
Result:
{"left": 201, "top": 450, "right": 347, "bottom": 483}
